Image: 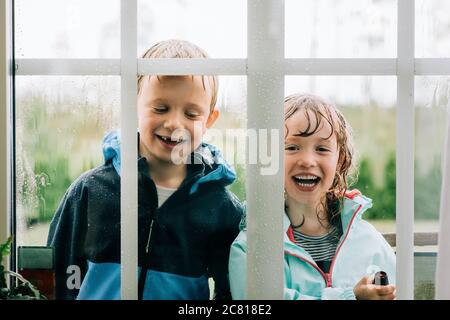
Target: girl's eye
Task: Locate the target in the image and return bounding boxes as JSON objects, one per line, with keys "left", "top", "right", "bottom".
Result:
{"left": 285, "top": 145, "right": 299, "bottom": 151}
{"left": 317, "top": 147, "right": 330, "bottom": 152}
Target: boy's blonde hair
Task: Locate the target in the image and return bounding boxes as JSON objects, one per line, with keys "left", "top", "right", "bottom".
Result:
{"left": 138, "top": 39, "right": 218, "bottom": 112}
{"left": 284, "top": 93, "right": 355, "bottom": 227}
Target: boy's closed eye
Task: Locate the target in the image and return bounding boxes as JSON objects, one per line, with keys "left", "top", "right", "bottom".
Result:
{"left": 153, "top": 105, "right": 169, "bottom": 113}
{"left": 185, "top": 110, "right": 201, "bottom": 119}
{"left": 184, "top": 104, "right": 206, "bottom": 119}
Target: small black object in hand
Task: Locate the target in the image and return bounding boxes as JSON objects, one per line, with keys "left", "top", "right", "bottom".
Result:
{"left": 373, "top": 271, "right": 389, "bottom": 286}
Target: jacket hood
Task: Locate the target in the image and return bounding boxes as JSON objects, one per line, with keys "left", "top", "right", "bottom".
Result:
{"left": 102, "top": 130, "right": 236, "bottom": 194}
{"left": 281, "top": 190, "right": 376, "bottom": 275}
{"left": 238, "top": 190, "right": 372, "bottom": 234}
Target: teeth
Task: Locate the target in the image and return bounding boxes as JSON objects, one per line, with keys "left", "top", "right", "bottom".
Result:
{"left": 297, "top": 183, "right": 315, "bottom": 187}
{"left": 293, "top": 175, "right": 320, "bottom": 187}
{"left": 159, "top": 135, "right": 182, "bottom": 143}
{"left": 295, "top": 175, "right": 318, "bottom": 180}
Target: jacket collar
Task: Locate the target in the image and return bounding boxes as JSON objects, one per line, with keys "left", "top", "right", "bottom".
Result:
{"left": 102, "top": 130, "right": 236, "bottom": 194}
{"left": 283, "top": 191, "right": 373, "bottom": 245}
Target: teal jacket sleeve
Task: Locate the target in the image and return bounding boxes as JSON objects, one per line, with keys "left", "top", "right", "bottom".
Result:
{"left": 229, "top": 232, "right": 321, "bottom": 300}
{"left": 230, "top": 238, "right": 359, "bottom": 300}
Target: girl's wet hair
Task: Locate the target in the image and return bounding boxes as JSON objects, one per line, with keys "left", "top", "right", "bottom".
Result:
{"left": 284, "top": 93, "right": 355, "bottom": 229}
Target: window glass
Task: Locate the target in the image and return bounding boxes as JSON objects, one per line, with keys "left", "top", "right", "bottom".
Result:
{"left": 416, "top": 0, "right": 450, "bottom": 58}
{"left": 15, "top": 76, "right": 120, "bottom": 246}
{"left": 414, "top": 76, "right": 449, "bottom": 299}
{"left": 15, "top": 75, "right": 248, "bottom": 242}
{"left": 15, "top": 73, "right": 246, "bottom": 299}
{"left": 15, "top": 0, "right": 120, "bottom": 58}
{"left": 138, "top": 0, "right": 246, "bottom": 58}
{"left": 286, "top": 76, "right": 397, "bottom": 227}
{"left": 285, "top": 0, "right": 397, "bottom": 58}
{"left": 204, "top": 76, "right": 247, "bottom": 202}
{"left": 13, "top": 0, "right": 450, "bottom": 301}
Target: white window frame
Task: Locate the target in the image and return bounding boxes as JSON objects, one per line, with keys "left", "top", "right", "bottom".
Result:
{"left": 1, "top": 0, "right": 13, "bottom": 272}
{"left": 4, "top": 0, "right": 450, "bottom": 300}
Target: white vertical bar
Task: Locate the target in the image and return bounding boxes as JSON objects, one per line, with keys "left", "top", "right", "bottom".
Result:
{"left": 247, "top": 0, "right": 284, "bottom": 299}
{"left": 120, "top": 0, "right": 138, "bottom": 300}
{"left": 0, "top": 0, "right": 12, "bottom": 258}
{"left": 396, "top": 0, "right": 415, "bottom": 300}
{"left": 435, "top": 106, "right": 450, "bottom": 299}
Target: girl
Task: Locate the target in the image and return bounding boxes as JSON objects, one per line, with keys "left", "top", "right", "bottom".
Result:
{"left": 229, "top": 94, "right": 396, "bottom": 300}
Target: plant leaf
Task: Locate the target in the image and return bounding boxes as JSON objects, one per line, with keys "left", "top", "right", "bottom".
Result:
{"left": 0, "top": 236, "right": 13, "bottom": 260}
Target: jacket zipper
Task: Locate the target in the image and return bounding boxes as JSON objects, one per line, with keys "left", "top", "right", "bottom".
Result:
{"left": 138, "top": 216, "right": 155, "bottom": 300}
{"left": 145, "top": 219, "right": 155, "bottom": 254}
{"left": 285, "top": 252, "right": 332, "bottom": 287}
{"left": 285, "top": 204, "right": 362, "bottom": 288}
{"left": 326, "top": 204, "right": 362, "bottom": 285}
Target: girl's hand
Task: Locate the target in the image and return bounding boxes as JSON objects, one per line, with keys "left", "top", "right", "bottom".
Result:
{"left": 353, "top": 275, "right": 396, "bottom": 300}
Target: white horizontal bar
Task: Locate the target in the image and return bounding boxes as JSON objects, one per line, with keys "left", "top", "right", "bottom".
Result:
{"left": 14, "top": 58, "right": 450, "bottom": 76}
{"left": 14, "top": 58, "right": 247, "bottom": 75}
{"left": 415, "top": 59, "right": 450, "bottom": 75}
{"left": 15, "top": 59, "right": 121, "bottom": 75}
{"left": 138, "top": 58, "right": 247, "bottom": 75}
{"left": 284, "top": 58, "right": 397, "bottom": 75}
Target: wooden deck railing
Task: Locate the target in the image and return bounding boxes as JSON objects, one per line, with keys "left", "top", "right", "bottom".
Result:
{"left": 383, "top": 232, "right": 438, "bottom": 247}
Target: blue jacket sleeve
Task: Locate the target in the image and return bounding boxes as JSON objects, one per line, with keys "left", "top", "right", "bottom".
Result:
{"left": 47, "top": 179, "right": 88, "bottom": 300}
{"left": 207, "top": 191, "right": 244, "bottom": 300}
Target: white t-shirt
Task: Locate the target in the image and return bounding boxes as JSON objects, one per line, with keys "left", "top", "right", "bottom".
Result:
{"left": 155, "top": 184, "right": 176, "bottom": 207}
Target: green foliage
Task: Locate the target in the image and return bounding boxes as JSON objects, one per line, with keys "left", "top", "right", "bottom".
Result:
{"left": 372, "top": 152, "right": 396, "bottom": 220}
{"left": 352, "top": 154, "right": 395, "bottom": 220}
{"left": 353, "top": 157, "right": 375, "bottom": 196}
{"left": 352, "top": 150, "right": 444, "bottom": 220}
{"left": 33, "top": 157, "right": 73, "bottom": 224}
{"left": 415, "top": 156, "right": 442, "bottom": 220}
{"left": 0, "top": 236, "right": 46, "bottom": 300}
{"left": 414, "top": 281, "right": 435, "bottom": 300}
{"left": 0, "top": 236, "right": 13, "bottom": 290}
{"left": 17, "top": 97, "right": 105, "bottom": 226}
{"left": 0, "top": 236, "right": 12, "bottom": 261}
{"left": 228, "top": 163, "right": 246, "bottom": 202}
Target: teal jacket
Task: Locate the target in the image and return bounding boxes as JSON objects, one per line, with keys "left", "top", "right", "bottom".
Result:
{"left": 229, "top": 190, "right": 396, "bottom": 300}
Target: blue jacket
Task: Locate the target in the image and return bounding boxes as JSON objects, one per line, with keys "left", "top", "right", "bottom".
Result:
{"left": 47, "top": 130, "right": 244, "bottom": 300}
{"left": 229, "top": 191, "right": 396, "bottom": 299}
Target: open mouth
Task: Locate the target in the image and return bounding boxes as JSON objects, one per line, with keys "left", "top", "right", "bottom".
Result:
{"left": 156, "top": 134, "right": 184, "bottom": 147}
{"left": 292, "top": 175, "right": 321, "bottom": 189}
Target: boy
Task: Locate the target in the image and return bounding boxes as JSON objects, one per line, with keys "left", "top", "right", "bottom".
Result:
{"left": 47, "top": 39, "right": 244, "bottom": 300}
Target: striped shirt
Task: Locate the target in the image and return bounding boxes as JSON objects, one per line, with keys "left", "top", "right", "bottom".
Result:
{"left": 293, "top": 226, "right": 342, "bottom": 273}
